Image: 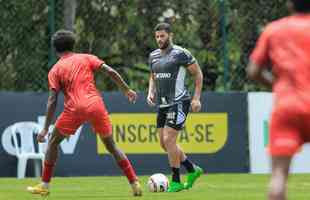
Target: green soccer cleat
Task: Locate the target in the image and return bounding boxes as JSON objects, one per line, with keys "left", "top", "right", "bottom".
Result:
{"left": 167, "top": 181, "right": 184, "bottom": 192}
{"left": 184, "top": 166, "right": 204, "bottom": 189}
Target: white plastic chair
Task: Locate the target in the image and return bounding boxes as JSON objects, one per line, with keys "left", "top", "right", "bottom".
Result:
{"left": 11, "top": 122, "right": 46, "bottom": 179}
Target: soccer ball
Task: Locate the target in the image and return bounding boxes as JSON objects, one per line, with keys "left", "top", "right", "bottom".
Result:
{"left": 147, "top": 173, "right": 169, "bottom": 192}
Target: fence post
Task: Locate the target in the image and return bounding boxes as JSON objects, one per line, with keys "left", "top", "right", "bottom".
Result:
{"left": 48, "top": 0, "right": 56, "bottom": 68}
{"left": 219, "top": 0, "right": 229, "bottom": 90}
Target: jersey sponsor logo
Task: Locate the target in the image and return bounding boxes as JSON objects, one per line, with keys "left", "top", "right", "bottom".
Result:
{"left": 154, "top": 73, "right": 171, "bottom": 79}
{"left": 97, "top": 113, "right": 228, "bottom": 154}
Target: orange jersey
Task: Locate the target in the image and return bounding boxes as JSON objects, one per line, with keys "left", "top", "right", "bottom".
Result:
{"left": 250, "top": 14, "right": 310, "bottom": 110}
{"left": 48, "top": 53, "right": 104, "bottom": 112}
{"left": 251, "top": 14, "right": 310, "bottom": 156}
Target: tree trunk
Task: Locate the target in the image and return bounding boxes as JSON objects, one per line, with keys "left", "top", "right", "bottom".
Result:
{"left": 64, "top": 0, "right": 77, "bottom": 31}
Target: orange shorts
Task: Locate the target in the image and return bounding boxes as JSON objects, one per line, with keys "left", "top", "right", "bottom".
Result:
{"left": 269, "top": 106, "right": 310, "bottom": 156}
{"left": 55, "top": 101, "right": 112, "bottom": 137}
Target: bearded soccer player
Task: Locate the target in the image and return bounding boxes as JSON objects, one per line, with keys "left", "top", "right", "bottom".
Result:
{"left": 247, "top": 1, "right": 310, "bottom": 200}
{"left": 147, "top": 23, "right": 204, "bottom": 192}
{"left": 27, "top": 30, "right": 142, "bottom": 197}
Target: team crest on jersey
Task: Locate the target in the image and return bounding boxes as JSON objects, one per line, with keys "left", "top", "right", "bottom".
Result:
{"left": 167, "top": 55, "right": 177, "bottom": 63}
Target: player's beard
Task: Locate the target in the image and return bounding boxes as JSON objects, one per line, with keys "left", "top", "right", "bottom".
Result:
{"left": 158, "top": 38, "right": 170, "bottom": 50}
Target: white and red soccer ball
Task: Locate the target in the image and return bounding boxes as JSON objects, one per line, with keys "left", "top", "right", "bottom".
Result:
{"left": 147, "top": 173, "right": 169, "bottom": 192}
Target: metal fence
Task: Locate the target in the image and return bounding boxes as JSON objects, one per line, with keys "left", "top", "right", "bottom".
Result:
{"left": 0, "top": 0, "right": 288, "bottom": 92}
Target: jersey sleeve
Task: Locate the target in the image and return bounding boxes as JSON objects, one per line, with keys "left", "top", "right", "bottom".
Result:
{"left": 87, "top": 55, "right": 105, "bottom": 71}
{"left": 250, "top": 27, "right": 271, "bottom": 67}
{"left": 178, "top": 48, "right": 197, "bottom": 67}
{"left": 48, "top": 69, "right": 61, "bottom": 92}
{"left": 148, "top": 55, "right": 154, "bottom": 72}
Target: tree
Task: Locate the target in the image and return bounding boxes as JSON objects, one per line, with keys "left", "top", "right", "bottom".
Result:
{"left": 64, "top": 0, "right": 77, "bottom": 31}
{"left": 0, "top": 0, "right": 288, "bottom": 91}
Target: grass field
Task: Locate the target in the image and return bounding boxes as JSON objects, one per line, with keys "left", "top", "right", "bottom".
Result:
{"left": 0, "top": 174, "right": 309, "bottom": 200}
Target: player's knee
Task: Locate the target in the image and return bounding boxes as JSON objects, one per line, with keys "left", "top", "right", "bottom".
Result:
{"left": 164, "top": 134, "right": 176, "bottom": 145}
{"left": 48, "top": 128, "right": 65, "bottom": 148}
{"left": 48, "top": 137, "right": 59, "bottom": 148}
{"left": 162, "top": 136, "right": 169, "bottom": 147}
{"left": 105, "top": 142, "right": 116, "bottom": 153}
{"left": 163, "top": 138, "right": 177, "bottom": 152}
{"left": 102, "top": 136, "right": 118, "bottom": 153}
{"left": 102, "top": 138, "right": 126, "bottom": 161}
{"left": 159, "top": 141, "right": 167, "bottom": 152}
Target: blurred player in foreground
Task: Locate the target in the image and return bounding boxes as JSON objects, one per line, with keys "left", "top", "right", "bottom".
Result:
{"left": 247, "top": 1, "right": 310, "bottom": 199}
{"left": 147, "top": 23, "right": 204, "bottom": 192}
{"left": 27, "top": 30, "right": 142, "bottom": 197}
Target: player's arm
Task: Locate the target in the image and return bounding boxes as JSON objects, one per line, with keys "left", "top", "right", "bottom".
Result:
{"left": 44, "top": 90, "right": 58, "bottom": 131}
{"left": 187, "top": 63, "right": 203, "bottom": 112}
{"left": 247, "top": 61, "right": 273, "bottom": 88}
{"left": 101, "top": 63, "right": 137, "bottom": 103}
{"left": 247, "top": 25, "right": 273, "bottom": 88}
{"left": 37, "top": 90, "right": 58, "bottom": 142}
{"left": 147, "top": 73, "right": 156, "bottom": 106}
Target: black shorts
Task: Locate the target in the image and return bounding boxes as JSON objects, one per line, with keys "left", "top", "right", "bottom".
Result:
{"left": 157, "top": 100, "right": 190, "bottom": 131}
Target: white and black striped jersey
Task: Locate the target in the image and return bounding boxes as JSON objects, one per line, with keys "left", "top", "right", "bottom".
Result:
{"left": 148, "top": 45, "right": 197, "bottom": 107}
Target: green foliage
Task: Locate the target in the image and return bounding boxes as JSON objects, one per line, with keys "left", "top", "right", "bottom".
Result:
{"left": 0, "top": 0, "right": 288, "bottom": 91}
{"left": 0, "top": 0, "right": 49, "bottom": 91}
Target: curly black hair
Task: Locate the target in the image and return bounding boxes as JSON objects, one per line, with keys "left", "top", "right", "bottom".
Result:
{"left": 52, "top": 29, "right": 76, "bottom": 53}
{"left": 291, "top": 0, "right": 310, "bottom": 12}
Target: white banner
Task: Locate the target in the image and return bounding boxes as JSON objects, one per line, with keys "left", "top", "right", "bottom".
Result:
{"left": 248, "top": 92, "right": 310, "bottom": 173}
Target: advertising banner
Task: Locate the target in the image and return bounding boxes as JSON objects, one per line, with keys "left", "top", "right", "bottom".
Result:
{"left": 0, "top": 92, "right": 248, "bottom": 177}
{"left": 97, "top": 113, "right": 228, "bottom": 154}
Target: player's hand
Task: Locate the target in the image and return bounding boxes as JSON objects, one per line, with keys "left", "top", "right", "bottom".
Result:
{"left": 37, "top": 129, "right": 48, "bottom": 143}
{"left": 125, "top": 89, "right": 137, "bottom": 104}
{"left": 147, "top": 93, "right": 156, "bottom": 107}
{"left": 191, "top": 99, "right": 201, "bottom": 112}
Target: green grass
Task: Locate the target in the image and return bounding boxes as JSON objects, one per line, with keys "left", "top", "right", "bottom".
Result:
{"left": 0, "top": 174, "right": 309, "bottom": 200}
